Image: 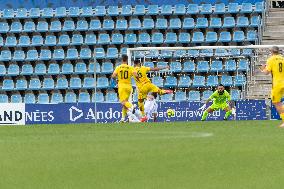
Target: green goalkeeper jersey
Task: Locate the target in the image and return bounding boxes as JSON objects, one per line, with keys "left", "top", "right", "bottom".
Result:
{"left": 209, "top": 90, "right": 231, "bottom": 104}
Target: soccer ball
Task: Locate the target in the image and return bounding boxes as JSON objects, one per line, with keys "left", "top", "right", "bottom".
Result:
{"left": 167, "top": 109, "right": 175, "bottom": 117}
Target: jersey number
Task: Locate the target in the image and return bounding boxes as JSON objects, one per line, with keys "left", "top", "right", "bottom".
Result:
{"left": 120, "top": 70, "right": 128, "bottom": 79}
{"left": 137, "top": 71, "right": 142, "bottom": 78}
{"left": 279, "top": 63, "right": 283, "bottom": 72}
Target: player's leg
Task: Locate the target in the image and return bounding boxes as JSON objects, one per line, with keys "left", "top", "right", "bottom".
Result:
{"left": 148, "top": 83, "right": 173, "bottom": 96}
{"left": 118, "top": 85, "right": 133, "bottom": 122}
{"left": 201, "top": 106, "right": 214, "bottom": 121}
{"left": 272, "top": 87, "right": 284, "bottom": 127}
{"left": 223, "top": 104, "right": 232, "bottom": 120}
{"left": 137, "top": 87, "right": 147, "bottom": 116}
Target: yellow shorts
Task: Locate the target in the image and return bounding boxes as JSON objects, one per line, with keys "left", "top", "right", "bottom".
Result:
{"left": 118, "top": 84, "right": 133, "bottom": 102}
{"left": 271, "top": 86, "right": 284, "bottom": 103}
{"left": 137, "top": 82, "right": 161, "bottom": 100}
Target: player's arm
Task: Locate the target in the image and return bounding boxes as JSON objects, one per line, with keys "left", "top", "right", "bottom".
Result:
{"left": 260, "top": 59, "right": 272, "bottom": 75}
{"left": 111, "top": 68, "right": 118, "bottom": 79}
{"left": 225, "top": 91, "right": 234, "bottom": 108}
{"left": 150, "top": 66, "right": 169, "bottom": 71}
{"left": 132, "top": 69, "right": 140, "bottom": 82}
{"left": 199, "top": 92, "right": 215, "bottom": 110}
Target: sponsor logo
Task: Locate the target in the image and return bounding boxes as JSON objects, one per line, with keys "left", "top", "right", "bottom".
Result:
{"left": 0, "top": 104, "right": 25, "bottom": 125}
{"left": 69, "top": 106, "right": 83, "bottom": 122}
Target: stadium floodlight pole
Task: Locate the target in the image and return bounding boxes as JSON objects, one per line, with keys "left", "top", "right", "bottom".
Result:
{"left": 94, "top": 51, "right": 97, "bottom": 124}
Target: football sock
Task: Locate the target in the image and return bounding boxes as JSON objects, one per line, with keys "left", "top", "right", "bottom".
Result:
{"left": 138, "top": 101, "right": 145, "bottom": 116}
{"left": 225, "top": 110, "right": 232, "bottom": 119}
{"left": 201, "top": 110, "right": 208, "bottom": 121}
{"left": 280, "top": 113, "right": 284, "bottom": 122}
{"left": 124, "top": 101, "right": 133, "bottom": 110}
{"left": 122, "top": 108, "right": 127, "bottom": 119}
{"left": 159, "top": 89, "right": 166, "bottom": 95}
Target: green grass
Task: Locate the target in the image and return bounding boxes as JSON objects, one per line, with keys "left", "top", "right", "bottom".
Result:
{"left": 0, "top": 120, "right": 283, "bottom": 189}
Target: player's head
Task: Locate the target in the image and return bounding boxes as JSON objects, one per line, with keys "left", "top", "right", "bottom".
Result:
{"left": 134, "top": 59, "right": 141, "bottom": 67}
{"left": 217, "top": 84, "right": 225, "bottom": 95}
{"left": 147, "top": 92, "right": 157, "bottom": 100}
{"left": 121, "top": 55, "right": 128, "bottom": 64}
{"left": 271, "top": 46, "right": 279, "bottom": 55}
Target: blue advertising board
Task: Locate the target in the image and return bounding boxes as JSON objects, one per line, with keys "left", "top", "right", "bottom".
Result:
{"left": 25, "top": 100, "right": 267, "bottom": 124}
{"left": 271, "top": 101, "right": 283, "bottom": 120}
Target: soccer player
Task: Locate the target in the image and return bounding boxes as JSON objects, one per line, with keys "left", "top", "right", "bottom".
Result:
{"left": 133, "top": 60, "right": 173, "bottom": 121}
{"left": 260, "top": 46, "right": 284, "bottom": 127}
{"left": 200, "top": 84, "right": 233, "bottom": 121}
{"left": 111, "top": 55, "right": 139, "bottom": 122}
{"left": 144, "top": 93, "right": 158, "bottom": 122}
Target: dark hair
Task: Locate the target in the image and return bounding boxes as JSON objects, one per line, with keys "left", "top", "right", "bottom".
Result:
{"left": 134, "top": 59, "right": 141, "bottom": 65}
{"left": 271, "top": 46, "right": 279, "bottom": 54}
{"left": 218, "top": 84, "right": 224, "bottom": 87}
{"left": 122, "top": 55, "right": 128, "bottom": 62}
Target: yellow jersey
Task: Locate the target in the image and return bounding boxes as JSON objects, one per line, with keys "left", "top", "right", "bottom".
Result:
{"left": 266, "top": 54, "right": 284, "bottom": 88}
{"left": 113, "top": 64, "right": 134, "bottom": 85}
{"left": 134, "top": 66, "right": 151, "bottom": 87}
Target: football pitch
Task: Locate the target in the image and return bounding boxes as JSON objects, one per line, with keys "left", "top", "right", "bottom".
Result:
{"left": 0, "top": 120, "right": 284, "bottom": 189}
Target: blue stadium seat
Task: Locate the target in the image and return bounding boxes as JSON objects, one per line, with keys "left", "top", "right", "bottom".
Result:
{"left": 62, "top": 62, "right": 73, "bottom": 74}
{"left": 88, "top": 62, "right": 100, "bottom": 73}
{"left": 250, "top": 16, "right": 260, "bottom": 27}
{"left": 1, "top": 50, "right": 12, "bottom": 61}
{"left": 214, "top": 3, "right": 225, "bottom": 14}
{"left": 3, "top": 9, "right": 14, "bottom": 18}
{"left": 255, "top": 2, "right": 264, "bottom": 13}
{"left": 97, "top": 77, "right": 109, "bottom": 88}
{"left": 183, "top": 61, "right": 195, "bottom": 72}
{"left": 156, "top": 18, "right": 167, "bottom": 29}
{"left": 78, "top": 92, "right": 91, "bottom": 103}
{"left": 234, "top": 75, "right": 246, "bottom": 86}
{"left": 15, "top": 79, "right": 27, "bottom": 90}
{"left": 111, "top": 33, "right": 123, "bottom": 45}
{"left": 116, "top": 19, "right": 127, "bottom": 30}
{"left": 221, "top": 75, "right": 233, "bottom": 86}
{"left": 5, "top": 36, "right": 17, "bottom": 47}
{"left": 188, "top": 91, "right": 201, "bottom": 101}
{"left": 23, "top": 21, "right": 35, "bottom": 32}
{"left": 65, "top": 91, "right": 77, "bottom": 103}
{"left": 55, "top": 7, "right": 66, "bottom": 17}
{"left": 50, "top": 20, "right": 61, "bottom": 32}
{"left": 92, "top": 91, "right": 104, "bottom": 102}
{"left": 18, "top": 35, "right": 31, "bottom": 47}
{"left": 0, "top": 22, "right": 9, "bottom": 33}
{"left": 89, "top": 19, "right": 101, "bottom": 30}
{"left": 161, "top": 50, "right": 172, "bottom": 58}
{"left": 247, "top": 30, "right": 257, "bottom": 41}
{"left": 206, "top": 32, "right": 217, "bottom": 43}
{"left": 170, "top": 62, "right": 182, "bottom": 72}
{"left": 173, "top": 50, "right": 186, "bottom": 58}
{"left": 138, "top": 33, "right": 150, "bottom": 44}
{"left": 207, "top": 75, "right": 218, "bottom": 87}
{"left": 39, "top": 49, "right": 51, "bottom": 60}
{"left": 143, "top": 62, "right": 154, "bottom": 68}
{"left": 238, "top": 59, "right": 249, "bottom": 71}
{"left": 202, "top": 90, "right": 213, "bottom": 101}
{"left": 101, "top": 62, "right": 114, "bottom": 74}
{"left": 108, "top": 6, "right": 119, "bottom": 16}
{"left": 98, "top": 33, "right": 110, "bottom": 45}
{"left": 24, "top": 93, "right": 36, "bottom": 104}
{"left": 26, "top": 50, "right": 38, "bottom": 61}
{"left": 71, "top": 34, "right": 83, "bottom": 45}
{"left": 169, "top": 18, "right": 181, "bottom": 29}
{"left": 160, "top": 93, "right": 173, "bottom": 101}
{"left": 42, "top": 8, "right": 53, "bottom": 18}
{"left": 10, "top": 21, "right": 22, "bottom": 33}
{"left": 31, "top": 35, "right": 43, "bottom": 46}
{"left": 215, "top": 49, "right": 228, "bottom": 57}
{"left": 81, "top": 6, "right": 93, "bottom": 17}
{"left": 70, "top": 77, "right": 82, "bottom": 89}
{"left": 38, "top": 93, "right": 50, "bottom": 104}
{"left": 147, "top": 5, "right": 159, "bottom": 15}
{"left": 178, "top": 76, "right": 191, "bottom": 88}
{"left": 29, "top": 8, "right": 40, "bottom": 18}
{"left": 83, "top": 77, "right": 95, "bottom": 88}
{"left": 179, "top": 32, "right": 190, "bottom": 43}
{"left": 51, "top": 92, "right": 63, "bottom": 103}
{"left": 3, "top": 78, "right": 14, "bottom": 90}
{"left": 175, "top": 91, "right": 187, "bottom": 101}
{"left": 0, "top": 94, "right": 8, "bottom": 103}
{"left": 192, "top": 32, "right": 204, "bottom": 43}
{"left": 95, "top": 48, "right": 105, "bottom": 59}
{"left": 192, "top": 76, "right": 205, "bottom": 87}
{"left": 37, "top": 21, "right": 48, "bottom": 32}
{"left": 63, "top": 20, "right": 75, "bottom": 31}
{"left": 174, "top": 4, "right": 186, "bottom": 15}
{"left": 0, "top": 64, "right": 6, "bottom": 76}
{"left": 121, "top": 5, "right": 132, "bottom": 16}
{"left": 183, "top": 17, "right": 195, "bottom": 29}
{"left": 209, "top": 17, "right": 221, "bottom": 28}
{"left": 228, "top": 3, "right": 239, "bottom": 13}
{"left": 85, "top": 33, "right": 96, "bottom": 45}
{"left": 157, "top": 62, "right": 168, "bottom": 69}
{"left": 129, "top": 18, "right": 141, "bottom": 30}
{"left": 229, "top": 48, "right": 241, "bottom": 57}
{"left": 223, "top": 17, "right": 235, "bottom": 28}
{"left": 69, "top": 7, "right": 80, "bottom": 17}
{"left": 105, "top": 91, "right": 118, "bottom": 102}
{"left": 7, "top": 64, "right": 19, "bottom": 76}
{"left": 233, "top": 31, "right": 245, "bottom": 42}
{"left": 21, "top": 64, "right": 33, "bottom": 75}
{"left": 42, "top": 77, "right": 55, "bottom": 89}
{"left": 134, "top": 5, "right": 145, "bottom": 15}
{"left": 95, "top": 6, "right": 106, "bottom": 16}
{"left": 231, "top": 90, "right": 240, "bottom": 100}
{"left": 106, "top": 48, "right": 118, "bottom": 59}
{"left": 200, "top": 4, "right": 212, "bottom": 14}
{"left": 165, "top": 32, "right": 177, "bottom": 44}
{"left": 211, "top": 60, "right": 223, "bottom": 72}
{"left": 219, "top": 31, "right": 231, "bottom": 42}
{"left": 53, "top": 49, "right": 65, "bottom": 60}
{"left": 11, "top": 93, "right": 23, "bottom": 103}
{"left": 34, "top": 63, "right": 46, "bottom": 75}
{"left": 152, "top": 76, "right": 164, "bottom": 88}
{"left": 80, "top": 48, "right": 92, "bottom": 59}
{"left": 241, "top": 3, "right": 252, "bottom": 13}
{"left": 75, "top": 62, "right": 87, "bottom": 74}
{"left": 45, "top": 35, "right": 56, "bottom": 46}
{"left": 200, "top": 49, "right": 213, "bottom": 57}
{"left": 152, "top": 32, "right": 163, "bottom": 44}
{"left": 0, "top": 37, "right": 3, "bottom": 46}
{"left": 142, "top": 18, "right": 154, "bottom": 29}
{"left": 225, "top": 60, "right": 237, "bottom": 71}
{"left": 76, "top": 20, "right": 88, "bottom": 31}
{"left": 197, "top": 61, "right": 209, "bottom": 72}
{"left": 66, "top": 48, "right": 79, "bottom": 60}
{"left": 161, "top": 5, "right": 172, "bottom": 15}
{"left": 164, "top": 76, "right": 177, "bottom": 88}
{"left": 187, "top": 4, "right": 199, "bottom": 14}
{"left": 237, "top": 16, "right": 249, "bottom": 27}
{"left": 125, "top": 33, "right": 137, "bottom": 44}
{"left": 103, "top": 19, "right": 114, "bottom": 30}
{"left": 48, "top": 63, "right": 60, "bottom": 75}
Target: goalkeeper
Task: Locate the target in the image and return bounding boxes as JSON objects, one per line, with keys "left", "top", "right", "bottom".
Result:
{"left": 200, "top": 84, "right": 234, "bottom": 121}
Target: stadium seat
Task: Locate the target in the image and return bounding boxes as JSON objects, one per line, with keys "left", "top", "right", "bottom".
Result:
{"left": 53, "top": 49, "right": 65, "bottom": 60}
{"left": 175, "top": 91, "right": 187, "bottom": 101}
{"left": 152, "top": 32, "right": 163, "bottom": 44}
{"left": 106, "top": 48, "right": 118, "bottom": 59}
{"left": 221, "top": 75, "right": 233, "bottom": 86}
{"left": 48, "top": 63, "right": 60, "bottom": 75}
{"left": 134, "top": 5, "right": 145, "bottom": 15}
{"left": 237, "top": 16, "right": 249, "bottom": 27}
{"left": 45, "top": 35, "right": 56, "bottom": 46}
{"left": 144, "top": 62, "right": 154, "bottom": 68}
{"left": 24, "top": 93, "right": 36, "bottom": 104}
{"left": 206, "top": 75, "right": 218, "bottom": 87}
{"left": 15, "top": 79, "right": 27, "bottom": 90}
{"left": 161, "top": 5, "right": 172, "bottom": 15}
{"left": 165, "top": 32, "right": 177, "bottom": 44}
{"left": 231, "top": 90, "right": 240, "bottom": 100}
{"left": 173, "top": 50, "right": 186, "bottom": 58}
{"left": 152, "top": 76, "right": 164, "bottom": 88}
{"left": 188, "top": 91, "right": 201, "bottom": 101}
{"left": 196, "top": 18, "right": 208, "bottom": 28}
{"left": 83, "top": 77, "right": 95, "bottom": 89}
{"left": 1, "top": 50, "right": 12, "bottom": 61}
{"left": 55, "top": 7, "right": 66, "bottom": 17}
{"left": 225, "top": 60, "right": 237, "bottom": 71}
{"left": 255, "top": 2, "right": 264, "bottom": 13}
{"left": 121, "top": 5, "right": 132, "bottom": 16}
{"left": 200, "top": 49, "right": 213, "bottom": 57}
{"left": 238, "top": 59, "right": 249, "bottom": 71}
{"left": 202, "top": 90, "right": 213, "bottom": 101}
{"left": 92, "top": 91, "right": 104, "bottom": 102}
{"left": 160, "top": 93, "right": 173, "bottom": 101}
{"left": 103, "top": 19, "right": 114, "bottom": 30}
{"left": 138, "top": 33, "right": 150, "bottom": 44}
{"left": 42, "top": 77, "right": 55, "bottom": 89}
{"left": 164, "top": 76, "right": 177, "bottom": 88}
{"left": 89, "top": 19, "right": 101, "bottom": 30}
{"left": 40, "top": 49, "right": 51, "bottom": 60}
{"left": 71, "top": 34, "right": 83, "bottom": 45}
{"left": 62, "top": 62, "right": 73, "bottom": 74}
{"left": 7, "top": 64, "right": 19, "bottom": 76}
{"left": 77, "top": 20, "right": 88, "bottom": 31}
{"left": 206, "top": 32, "right": 217, "bottom": 43}
{"left": 116, "top": 19, "right": 127, "bottom": 30}
{"left": 178, "top": 76, "right": 191, "bottom": 88}
{"left": 95, "top": 6, "right": 106, "bottom": 16}
{"left": 209, "top": 17, "right": 222, "bottom": 28}
{"left": 66, "top": 48, "right": 79, "bottom": 60}
{"left": 42, "top": 8, "right": 53, "bottom": 18}
{"left": 85, "top": 33, "right": 97, "bottom": 45}
{"left": 34, "top": 63, "right": 47, "bottom": 75}
{"left": 211, "top": 60, "right": 223, "bottom": 72}
{"left": 110, "top": 33, "right": 123, "bottom": 45}
{"left": 174, "top": 4, "right": 186, "bottom": 15}
{"left": 125, "top": 33, "right": 137, "bottom": 44}
{"left": 70, "top": 77, "right": 82, "bottom": 89}
{"left": 5, "top": 36, "right": 17, "bottom": 47}
{"left": 228, "top": 3, "right": 239, "bottom": 13}
{"left": 183, "top": 61, "right": 195, "bottom": 72}
{"left": 241, "top": 3, "right": 252, "bottom": 13}
{"left": 169, "top": 18, "right": 181, "bottom": 29}
{"left": 31, "top": 35, "right": 43, "bottom": 46}
{"left": 74, "top": 62, "right": 87, "bottom": 74}
{"left": 50, "top": 20, "right": 61, "bottom": 32}
{"left": 170, "top": 62, "right": 182, "bottom": 72}
{"left": 142, "top": 18, "right": 154, "bottom": 29}
{"left": 95, "top": 48, "right": 105, "bottom": 59}
{"left": 219, "top": 31, "right": 231, "bottom": 42}
{"left": 187, "top": 4, "right": 199, "bottom": 14}
{"left": 0, "top": 64, "right": 5, "bottom": 76}
{"left": 233, "top": 31, "right": 245, "bottom": 42}
{"left": 161, "top": 50, "right": 173, "bottom": 58}
{"left": 192, "top": 32, "right": 204, "bottom": 43}
{"left": 65, "top": 91, "right": 77, "bottom": 103}
{"left": 215, "top": 49, "right": 228, "bottom": 57}
{"left": 0, "top": 22, "right": 9, "bottom": 33}
{"left": 11, "top": 21, "right": 23, "bottom": 33}
{"left": 129, "top": 18, "right": 141, "bottom": 30}
{"left": 147, "top": 5, "right": 159, "bottom": 15}
{"left": 37, "top": 21, "right": 48, "bottom": 32}
{"left": 105, "top": 91, "right": 118, "bottom": 102}
{"left": 242, "top": 49, "right": 253, "bottom": 56}
{"left": 26, "top": 50, "right": 38, "bottom": 61}
{"left": 3, "top": 9, "right": 14, "bottom": 18}
{"left": 11, "top": 93, "right": 23, "bottom": 103}
{"left": 156, "top": 18, "right": 167, "bottom": 29}
{"left": 0, "top": 94, "right": 8, "bottom": 103}
{"left": 2, "top": 78, "right": 14, "bottom": 90}
{"left": 69, "top": 7, "right": 80, "bottom": 17}
{"left": 229, "top": 49, "right": 241, "bottom": 56}
{"left": 214, "top": 3, "right": 225, "bottom": 14}
{"left": 88, "top": 62, "right": 100, "bottom": 73}
{"left": 179, "top": 32, "right": 190, "bottom": 43}
{"left": 97, "top": 77, "right": 109, "bottom": 88}
{"left": 201, "top": 4, "right": 212, "bottom": 14}
{"left": 197, "top": 61, "right": 209, "bottom": 72}
{"left": 101, "top": 62, "right": 114, "bottom": 74}
{"left": 78, "top": 92, "right": 91, "bottom": 103}
{"left": 51, "top": 92, "right": 63, "bottom": 103}
{"left": 0, "top": 37, "right": 3, "bottom": 46}
{"left": 192, "top": 76, "right": 205, "bottom": 87}
{"left": 183, "top": 17, "right": 194, "bottom": 29}
{"left": 29, "top": 8, "right": 40, "bottom": 18}
{"left": 98, "top": 33, "right": 110, "bottom": 45}
{"left": 23, "top": 21, "right": 36, "bottom": 32}
{"left": 63, "top": 20, "right": 75, "bottom": 31}
{"left": 81, "top": 6, "right": 93, "bottom": 17}
{"left": 80, "top": 48, "right": 91, "bottom": 59}
{"left": 223, "top": 17, "right": 235, "bottom": 28}
{"left": 21, "top": 64, "right": 33, "bottom": 75}
{"left": 234, "top": 75, "right": 246, "bottom": 86}
{"left": 37, "top": 93, "right": 50, "bottom": 104}
{"left": 247, "top": 30, "right": 257, "bottom": 41}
